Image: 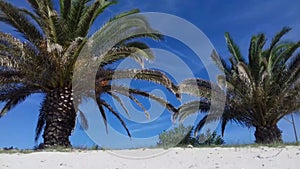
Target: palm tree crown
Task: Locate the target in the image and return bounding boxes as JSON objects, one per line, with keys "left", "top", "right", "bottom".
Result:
{"left": 0, "top": 0, "right": 178, "bottom": 147}
{"left": 175, "top": 27, "right": 300, "bottom": 144}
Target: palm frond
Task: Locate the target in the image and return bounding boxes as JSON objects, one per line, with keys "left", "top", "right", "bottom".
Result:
{"left": 268, "top": 27, "right": 291, "bottom": 54}
{"left": 89, "top": 13, "right": 161, "bottom": 58}
{"left": 95, "top": 96, "right": 108, "bottom": 133}
{"left": 99, "top": 69, "right": 179, "bottom": 96}
{"left": 108, "top": 8, "right": 140, "bottom": 23}
{"left": 193, "top": 115, "right": 208, "bottom": 136}
{"left": 221, "top": 117, "right": 229, "bottom": 136}
{"left": 248, "top": 33, "right": 266, "bottom": 82}
{"left": 210, "top": 49, "right": 230, "bottom": 74}
{"left": 35, "top": 105, "right": 45, "bottom": 142}
{"left": 107, "top": 91, "right": 130, "bottom": 117}
{"left": 105, "top": 85, "right": 178, "bottom": 114}
{"left": 0, "top": 70, "right": 23, "bottom": 85}
{"left": 285, "top": 53, "right": 300, "bottom": 86}
{"left": 287, "top": 53, "right": 300, "bottom": 73}
{"left": 0, "top": 1, "right": 43, "bottom": 45}
{"left": 273, "top": 41, "right": 300, "bottom": 70}
{"left": 76, "top": 0, "right": 117, "bottom": 37}
{"left": 78, "top": 109, "right": 89, "bottom": 130}
{"left": 112, "top": 88, "right": 150, "bottom": 119}
{"left": 0, "top": 90, "right": 31, "bottom": 117}
{"left": 26, "top": 0, "right": 39, "bottom": 12}
{"left": 100, "top": 44, "right": 154, "bottom": 67}
{"left": 176, "top": 100, "right": 210, "bottom": 122}
{"left": 100, "top": 99, "right": 131, "bottom": 137}
{"left": 179, "top": 78, "right": 212, "bottom": 98}
{"left": 127, "top": 88, "right": 178, "bottom": 114}
{"left": 61, "top": 0, "right": 87, "bottom": 40}
{"left": 60, "top": 0, "right": 71, "bottom": 19}
{"left": 225, "top": 32, "right": 244, "bottom": 63}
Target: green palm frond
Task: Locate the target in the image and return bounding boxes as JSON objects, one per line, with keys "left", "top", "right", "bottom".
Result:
{"left": 100, "top": 99, "right": 131, "bottom": 137}
{"left": 179, "top": 78, "right": 212, "bottom": 98}
{"left": 100, "top": 44, "right": 155, "bottom": 67}
{"left": 0, "top": 97, "right": 25, "bottom": 116}
{"left": 176, "top": 100, "right": 210, "bottom": 122}
{"left": 220, "top": 116, "right": 229, "bottom": 136}
{"left": 59, "top": 0, "right": 86, "bottom": 41}
{"left": 0, "top": 85, "right": 38, "bottom": 101}
{"left": 193, "top": 115, "right": 222, "bottom": 137}
{"left": 35, "top": 106, "right": 45, "bottom": 142}
{"left": 127, "top": 88, "right": 178, "bottom": 113}
{"left": 107, "top": 91, "right": 130, "bottom": 117}
{"left": 105, "top": 85, "right": 178, "bottom": 114}
{"left": 59, "top": 0, "right": 72, "bottom": 19}
{"left": 248, "top": 33, "right": 266, "bottom": 82}
{"left": 26, "top": 0, "right": 39, "bottom": 12}
{"left": 78, "top": 109, "right": 89, "bottom": 130}
{"left": 0, "top": 1, "right": 43, "bottom": 45}
{"left": 108, "top": 8, "right": 139, "bottom": 23}
{"left": 98, "top": 69, "right": 179, "bottom": 96}
{"left": 128, "top": 94, "right": 150, "bottom": 119}
{"left": 211, "top": 49, "right": 230, "bottom": 75}
{"left": 0, "top": 70, "right": 23, "bottom": 85}
{"left": 89, "top": 13, "right": 160, "bottom": 55}
{"left": 286, "top": 54, "right": 300, "bottom": 84}
{"left": 225, "top": 32, "right": 244, "bottom": 63}
{"left": 0, "top": 85, "right": 37, "bottom": 116}
{"left": 95, "top": 96, "right": 108, "bottom": 133}
{"left": 287, "top": 53, "right": 300, "bottom": 73}
{"left": 111, "top": 87, "right": 150, "bottom": 119}
{"left": 272, "top": 41, "right": 300, "bottom": 71}
{"left": 76, "top": 0, "right": 117, "bottom": 37}
{"left": 268, "top": 27, "right": 291, "bottom": 55}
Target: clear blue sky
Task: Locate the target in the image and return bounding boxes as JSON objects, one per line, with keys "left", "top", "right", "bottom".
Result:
{"left": 0, "top": 0, "right": 300, "bottom": 149}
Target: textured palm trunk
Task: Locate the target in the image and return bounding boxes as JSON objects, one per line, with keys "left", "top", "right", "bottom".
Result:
{"left": 254, "top": 125, "right": 282, "bottom": 144}
{"left": 43, "top": 87, "right": 76, "bottom": 147}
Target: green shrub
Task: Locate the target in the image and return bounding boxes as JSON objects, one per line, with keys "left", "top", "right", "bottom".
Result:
{"left": 157, "top": 125, "right": 224, "bottom": 147}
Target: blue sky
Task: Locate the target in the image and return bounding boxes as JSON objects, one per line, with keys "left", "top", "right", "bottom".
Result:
{"left": 0, "top": 0, "right": 300, "bottom": 149}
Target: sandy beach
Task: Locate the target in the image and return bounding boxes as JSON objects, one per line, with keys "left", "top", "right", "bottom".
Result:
{"left": 0, "top": 146, "right": 299, "bottom": 169}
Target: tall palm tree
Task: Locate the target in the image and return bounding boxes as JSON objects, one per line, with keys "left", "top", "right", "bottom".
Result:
{"left": 175, "top": 27, "right": 300, "bottom": 144}
{"left": 0, "top": 0, "right": 178, "bottom": 147}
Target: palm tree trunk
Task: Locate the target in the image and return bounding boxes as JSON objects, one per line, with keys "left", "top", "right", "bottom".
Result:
{"left": 42, "top": 87, "right": 76, "bottom": 147}
{"left": 254, "top": 125, "right": 282, "bottom": 144}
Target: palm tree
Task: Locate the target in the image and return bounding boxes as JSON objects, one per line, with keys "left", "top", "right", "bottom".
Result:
{"left": 0, "top": 0, "right": 178, "bottom": 147}
{"left": 175, "top": 27, "right": 300, "bottom": 144}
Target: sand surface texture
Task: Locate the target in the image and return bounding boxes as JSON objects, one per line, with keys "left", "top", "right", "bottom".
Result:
{"left": 1, "top": 146, "right": 299, "bottom": 169}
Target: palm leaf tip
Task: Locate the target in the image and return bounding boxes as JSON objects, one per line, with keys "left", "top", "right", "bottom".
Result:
{"left": 0, "top": 1, "right": 43, "bottom": 44}
{"left": 193, "top": 115, "right": 208, "bottom": 137}
{"left": 225, "top": 32, "right": 243, "bottom": 62}
{"left": 221, "top": 122, "right": 227, "bottom": 136}
{"left": 269, "top": 27, "right": 292, "bottom": 49}
{"left": 0, "top": 108, "right": 8, "bottom": 117}
{"left": 35, "top": 110, "right": 45, "bottom": 142}
{"left": 95, "top": 97, "right": 108, "bottom": 134}
{"left": 78, "top": 109, "right": 89, "bottom": 130}
{"left": 97, "top": 98, "right": 131, "bottom": 137}
{"left": 0, "top": 97, "right": 28, "bottom": 117}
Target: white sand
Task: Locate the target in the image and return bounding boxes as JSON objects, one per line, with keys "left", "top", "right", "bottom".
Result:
{"left": 0, "top": 146, "right": 299, "bottom": 169}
